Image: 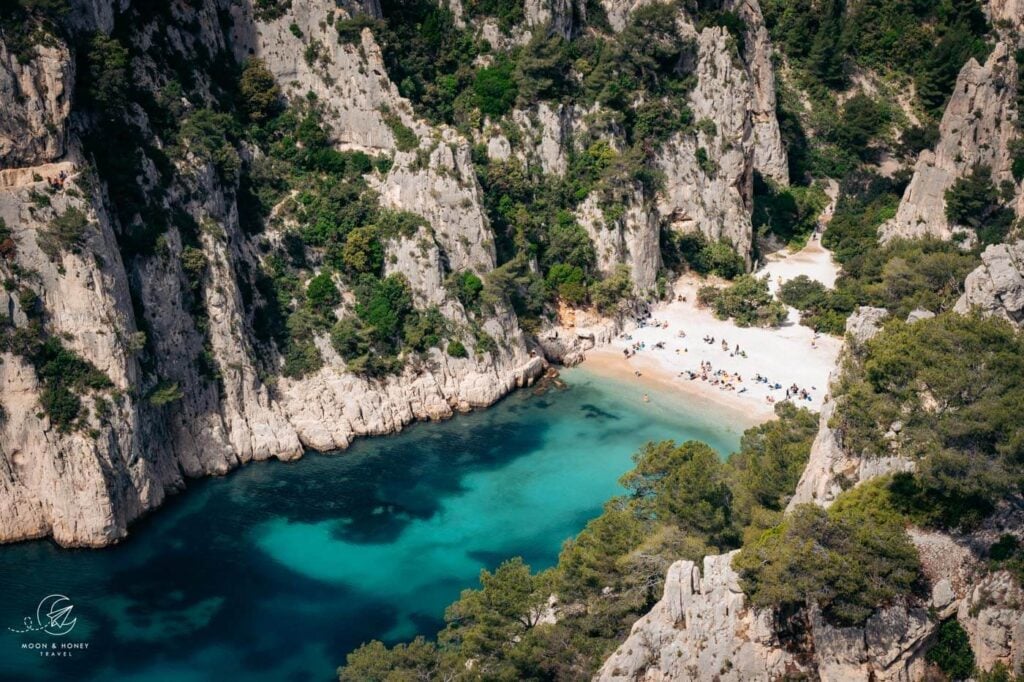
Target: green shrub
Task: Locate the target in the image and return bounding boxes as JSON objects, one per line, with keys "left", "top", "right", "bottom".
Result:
{"left": 729, "top": 401, "right": 819, "bottom": 518}
{"left": 836, "top": 313, "right": 1024, "bottom": 530}
{"left": 178, "top": 108, "right": 242, "bottom": 180}
{"left": 621, "top": 441, "right": 734, "bottom": 544}
{"left": 39, "top": 207, "right": 90, "bottom": 260}
{"left": 945, "top": 164, "right": 1015, "bottom": 246}
{"left": 355, "top": 274, "right": 413, "bottom": 341}
{"left": 590, "top": 265, "right": 632, "bottom": 314}
{"left": 1011, "top": 139, "right": 1024, "bottom": 183}
{"left": 696, "top": 240, "right": 746, "bottom": 279}
{"left": 449, "top": 270, "right": 484, "bottom": 309}
{"left": 833, "top": 94, "right": 891, "bottom": 161}
{"left": 463, "top": 0, "right": 524, "bottom": 29}
{"left": 753, "top": 175, "right": 829, "bottom": 247}
{"left": 341, "top": 226, "right": 384, "bottom": 277}
{"left": 147, "top": 381, "right": 184, "bottom": 406}
{"left": 237, "top": 59, "right": 282, "bottom": 123}
{"left": 778, "top": 275, "right": 829, "bottom": 310}
{"left": 330, "top": 317, "right": 368, "bottom": 361}
{"left": 82, "top": 34, "right": 130, "bottom": 114}
{"left": 180, "top": 246, "right": 207, "bottom": 282}
{"left": 545, "top": 263, "right": 587, "bottom": 305}
{"left": 253, "top": 0, "right": 291, "bottom": 21}
{"left": 734, "top": 487, "right": 922, "bottom": 626}
{"left": 446, "top": 339, "right": 468, "bottom": 358}
{"left": 282, "top": 339, "right": 322, "bottom": 378}
{"left": 381, "top": 108, "right": 419, "bottom": 152}
{"left": 0, "top": 328, "right": 113, "bottom": 431}
{"left": 661, "top": 231, "right": 746, "bottom": 279}
{"left": 695, "top": 147, "right": 717, "bottom": 175}
{"left": 41, "top": 385, "right": 82, "bottom": 431}
{"left": 306, "top": 273, "right": 340, "bottom": 309}
{"left": 473, "top": 57, "right": 518, "bottom": 117}
{"left": 698, "top": 276, "right": 787, "bottom": 327}
{"left": 926, "top": 620, "right": 976, "bottom": 680}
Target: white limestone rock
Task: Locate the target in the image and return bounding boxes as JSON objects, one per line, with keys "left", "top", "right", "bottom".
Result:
{"left": 0, "top": 39, "right": 72, "bottom": 167}
{"left": 880, "top": 42, "right": 1021, "bottom": 243}
{"left": 956, "top": 241, "right": 1024, "bottom": 325}
{"left": 597, "top": 553, "right": 802, "bottom": 682}
{"left": 656, "top": 26, "right": 756, "bottom": 265}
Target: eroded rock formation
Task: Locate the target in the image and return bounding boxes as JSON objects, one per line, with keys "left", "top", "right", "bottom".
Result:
{"left": 956, "top": 241, "right": 1024, "bottom": 325}
{"left": 880, "top": 42, "right": 1021, "bottom": 242}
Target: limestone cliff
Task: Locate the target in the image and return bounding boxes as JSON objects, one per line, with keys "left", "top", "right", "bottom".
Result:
{"left": 0, "top": 0, "right": 547, "bottom": 547}
{"left": 880, "top": 42, "right": 1021, "bottom": 243}
{"left": 599, "top": 529, "right": 1024, "bottom": 681}
{"left": 0, "top": 0, "right": 789, "bottom": 546}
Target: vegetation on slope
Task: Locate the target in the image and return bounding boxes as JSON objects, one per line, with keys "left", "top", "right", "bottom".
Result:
{"left": 776, "top": 171, "right": 981, "bottom": 334}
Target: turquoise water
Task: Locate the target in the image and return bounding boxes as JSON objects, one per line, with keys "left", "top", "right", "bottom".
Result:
{"left": 0, "top": 368, "right": 742, "bottom": 681}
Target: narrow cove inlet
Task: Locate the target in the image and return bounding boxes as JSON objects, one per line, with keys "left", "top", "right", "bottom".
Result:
{"left": 0, "top": 368, "right": 745, "bottom": 682}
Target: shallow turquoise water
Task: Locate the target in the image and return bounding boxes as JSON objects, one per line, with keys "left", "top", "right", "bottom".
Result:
{"left": 0, "top": 367, "right": 742, "bottom": 681}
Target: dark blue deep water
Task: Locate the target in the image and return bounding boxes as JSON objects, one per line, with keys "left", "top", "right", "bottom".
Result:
{"left": 0, "top": 368, "right": 742, "bottom": 681}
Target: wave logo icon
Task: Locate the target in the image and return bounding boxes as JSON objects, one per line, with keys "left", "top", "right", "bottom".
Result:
{"left": 8, "top": 595, "right": 78, "bottom": 636}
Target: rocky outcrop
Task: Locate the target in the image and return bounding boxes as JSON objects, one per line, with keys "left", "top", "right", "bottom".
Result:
{"left": 597, "top": 553, "right": 800, "bottom": 681}
{"left": 600, "top": 0, "right": 659, "bottom": 32}
{"left": 989, "top": 0, "right": 1024, "bottom": 40}
{"left": 787, "top": 307, "right": 915, "bottom": 510}
{"left": 655, "top": 25, "right": 757, "bottom": 264}
{"left": 880, "top": 42, "right": 1021, "bottom": 242}
{"left": 600, "top": 526, "right": 1024, "bottom": 681}
{"left": 537, "top": 306, "right": 625, "bottom": 365}
{"left": 786, "top": 397, "right": 914, "bottom": 511}
{"left": 577, "top": 189, "right": 662, "bottom": 293}
{"left": 956, "top": 241, "right": 1024, "bottom": 325}
{"left": 0, "top": 40, "right": 73, "bottom": 167}
{"left": 237, "top": 3, "right": 409, "bottom": 152}
{"left": 726, "top": 0, "right": 789, "bottom": 185}
{"left": 844, "top": 305, "right": 889, "bottom": 346}
{"left": 525, "top": 0, "right": 576, "bottom": 38}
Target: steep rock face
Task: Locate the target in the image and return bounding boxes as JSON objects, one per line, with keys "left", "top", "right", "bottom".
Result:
{"left": 956, "top": 241, "right": 1024, "bottom": 325}
{"left": 989, "top": 0, "right": 1024, "bottom": 38}
{"left": 656, "top": 26, "right": 755, "bottom": 264}
{"left": 880, "top": 42, "right": 1021, "bottom": 242}
{"left": 0, "top": 168, "right": 158, "bottom": 546}
{"left": 600, "top": 531, "right": 1024, "bottom": 681}
{"left": 525, "top": 0, "right": 576, "bottom": 38}
{"left": 0, "top": 41, "right": 72, "bottom": 167}
{"left": 597, "top": 553, "right": 801, "bottom": 681}
{"left": 0, "top": 0, "right": 544, "bottom": 547}
{"left": 577, "top": 189, "right": 662, "bottom": 292}
{"left": 509, "top": 102, "right": 576, "bottom": 176}
{"left": 726, "top": 0, "right": 789, "bottom": 185}
{"left": 600, "top": 0, "right": 659, "bottom": 32}
{"left": 508, "top": 1, "right": 788, "bottom": 284}
{"left": 237, "top": 4, "right": 408, "bottom": 152}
